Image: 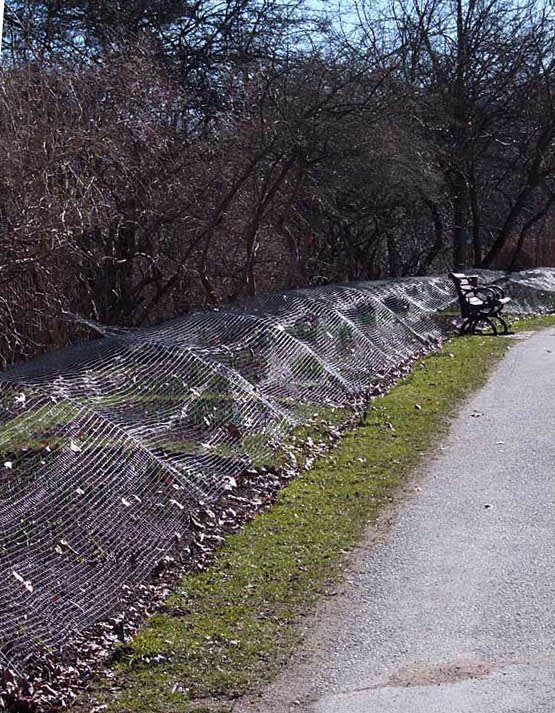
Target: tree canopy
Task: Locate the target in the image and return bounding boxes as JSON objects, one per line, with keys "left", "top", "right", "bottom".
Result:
{"left": 0, "top": 0, "right": 554, "bottom": 365}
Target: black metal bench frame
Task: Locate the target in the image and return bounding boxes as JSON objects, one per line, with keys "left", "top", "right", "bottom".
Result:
{"left": 449, "top": 272, "right": 511, "bottom": 336}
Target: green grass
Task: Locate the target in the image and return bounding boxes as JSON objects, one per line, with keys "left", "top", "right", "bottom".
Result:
{"left": 75, "top": 324, "right": 544, "bottom": 713}
{"left": 510, "top": 312, "right": 555, "bottom": 331}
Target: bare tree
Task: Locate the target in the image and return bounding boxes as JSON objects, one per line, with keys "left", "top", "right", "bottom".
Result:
{"left": 352, "top": 0, "right": 555, "bottom": 269}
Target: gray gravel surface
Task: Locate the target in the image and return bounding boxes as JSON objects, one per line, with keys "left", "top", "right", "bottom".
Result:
{"left": 236, "top": 328, "right": 555, "bottom": 713}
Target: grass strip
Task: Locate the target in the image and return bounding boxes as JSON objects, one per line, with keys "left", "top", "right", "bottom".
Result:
{"left": 83, "top": 319, "right": 554, "bottom": 713}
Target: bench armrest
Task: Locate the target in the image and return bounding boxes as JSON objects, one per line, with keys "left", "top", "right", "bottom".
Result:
{"left": 473, "top": 286, "right": 501, "bottom": 304}
{"left": 487, "top": 284, "right": 506, "bottom": 299}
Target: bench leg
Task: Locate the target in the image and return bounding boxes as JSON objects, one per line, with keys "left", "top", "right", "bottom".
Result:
{"left": 459, "top": 318, "right": 472, "bottom": 335}
{"left": 470, "top": 316, "right": 498, "bottom": 336}
{"left": 495, "top": 314, "right": 511, "bottom": 335}
{"left": 459, "top": 314, "right": 511, "bottom": 337}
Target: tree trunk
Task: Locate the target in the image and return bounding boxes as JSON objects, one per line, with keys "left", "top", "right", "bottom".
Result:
{"left": 452, "top": 0, "right": 469, "bottom": 272}
{"left": 387, "top": 232, "right": 401, "bottom": 276}
{"left": 453, "top": 175, "right": 468, "bottom": 271}
{"left": 469, "top": 169, "right": 482, "bottom": 266}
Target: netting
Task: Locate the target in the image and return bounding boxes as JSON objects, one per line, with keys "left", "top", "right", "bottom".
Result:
{"left": 1, "top": 268, "right": 555, "bottom": 673}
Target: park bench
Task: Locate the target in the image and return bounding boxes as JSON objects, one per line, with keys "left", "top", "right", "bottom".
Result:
{"left": 449, "top": 272, "right": 511, "bottom": 335}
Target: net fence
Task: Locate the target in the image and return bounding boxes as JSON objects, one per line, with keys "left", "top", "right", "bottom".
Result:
{"left": 1, "top": 268, "right": 555, "bottom": 674}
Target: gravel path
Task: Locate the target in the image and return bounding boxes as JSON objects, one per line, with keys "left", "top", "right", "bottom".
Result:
{"left": 236, "top": 328, "right": 555, "bottom": 713}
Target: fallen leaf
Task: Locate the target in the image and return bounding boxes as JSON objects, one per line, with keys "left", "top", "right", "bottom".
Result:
{"left": 227, "top": 422, "right": 242, "bottom": 439}
{"left": 12, "top": 570, "right": 33, "bottom": 593}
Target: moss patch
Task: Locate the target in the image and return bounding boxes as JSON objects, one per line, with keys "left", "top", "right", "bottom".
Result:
{"left": 78, "top": 330, "right": 525, "bottom": 713}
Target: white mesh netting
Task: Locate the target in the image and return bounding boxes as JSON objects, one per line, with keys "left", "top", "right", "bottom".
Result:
{"left": 1, "top": 268, "right": 555, "bottom": 673}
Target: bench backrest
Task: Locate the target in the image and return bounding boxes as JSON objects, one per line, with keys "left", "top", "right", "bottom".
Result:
{"left": 448, "top": 272, "right": 480, "bottom": 316}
